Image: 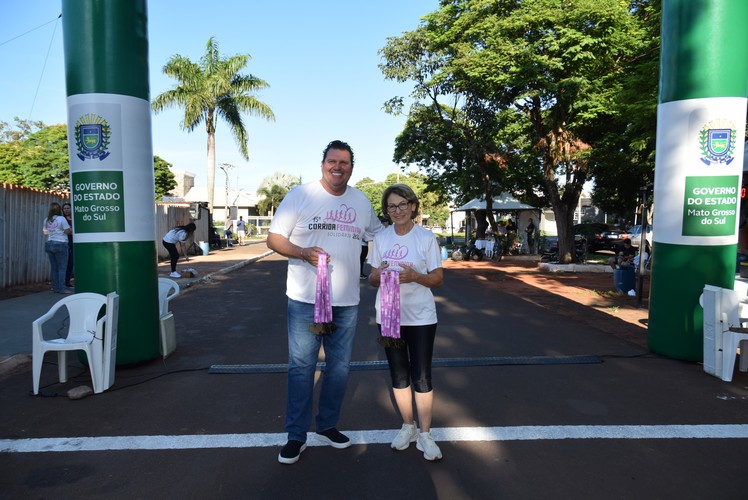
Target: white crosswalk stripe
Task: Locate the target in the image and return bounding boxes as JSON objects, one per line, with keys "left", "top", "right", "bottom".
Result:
{"left": 3, "top": 424, "right": 748, "bottom": 453}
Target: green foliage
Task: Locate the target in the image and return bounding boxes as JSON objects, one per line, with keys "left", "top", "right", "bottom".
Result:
{"left": 0, "top": 118, "right": 45, "bottom": 143}
{"left": 0, "top": 123, "right": 69, "bottom": 192}
{"left": 258, "top": 172, "right": 300, "bottom": 192}
{"left": 257, "top": 183, "right": 290, "bottom": 216}
{"left": 380, "top": 0, "right": 656, "bottom": 263}
{"left": 355, "top": 172, "right": 449, "bottom": 225}
{"left": 152, "top": 36, "right": 275, "bottom": 208}
{"left": 0, "top": 120, "right": 177, "bottom": 199}
{"left": 154, "top": 156, "right": 177, "bottom": 200}
{"left": 256, "top": 172, "right": 300, "bottom": 215}
{"left": 589, "top": 0, "right": 660, "bottom": 218}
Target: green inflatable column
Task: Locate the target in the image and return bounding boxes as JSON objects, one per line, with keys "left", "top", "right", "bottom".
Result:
{"left": 62, "top": 0, "right": 160, "bottom": 364}
{"left": 648, "top": 0, "right": 748, "bottom": 360}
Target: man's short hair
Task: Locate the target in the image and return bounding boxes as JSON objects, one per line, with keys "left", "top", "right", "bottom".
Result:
{"left": 322, "top": 140, "right": 354, "bottom": 166}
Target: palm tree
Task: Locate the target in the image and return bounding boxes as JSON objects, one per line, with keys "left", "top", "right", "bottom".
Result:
{"left": 152, "top": 37, "right": 275, "bottom": 210}
{"left": 257, "top": 183, "right": 292, "bottom": 216}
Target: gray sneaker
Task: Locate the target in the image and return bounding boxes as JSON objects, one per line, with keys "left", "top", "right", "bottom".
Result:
{"left": 391, "top": 421, "right": 417, "bottom": 450}
{"left": 416, "top": 431, "right": 443, "bottom": 461}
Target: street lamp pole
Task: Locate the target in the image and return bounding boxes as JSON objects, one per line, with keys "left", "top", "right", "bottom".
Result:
{"left": 219, "top": 163, "right": 234, "bottom": 221}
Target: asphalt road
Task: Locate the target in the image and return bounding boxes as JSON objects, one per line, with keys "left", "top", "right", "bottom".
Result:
{"left": 2, "top": 253, "right": 748, "bottom": 499}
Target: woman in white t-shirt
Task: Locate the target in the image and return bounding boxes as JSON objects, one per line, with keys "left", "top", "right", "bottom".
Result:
{"left": 368, "top": 184, "right": 444, "bottom": 461}
{"left": 43, "top": 202, "right": 72, "bottom": 294}
{"left": 162, "top": 223, "right": 196, "bottom": 278}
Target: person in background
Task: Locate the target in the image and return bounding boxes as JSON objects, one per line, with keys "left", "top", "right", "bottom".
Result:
{"left": 223, "top": 215, "right": 234, "bottom": 247}
{"left": 360, "top": 236, "right": 369, "bottom": 279}
{"left": 43, "top": 202, "right": 72, "bottom": 294}
{"left": 609, "top": 238, "right": 636, "bottom": 269}
{"left": 368, "top": 183, "right": 445, "bottom": 461}
{"left": 224, "top": 216, "right": 234, "bottom": 247}
{"left": 267, "top": 140, "right": 384, "bottom": 465}
{"left": 525, "top": 217, "right": 537, "bottom": 254}
{"left": 162, "top": 223, "right": 196, "bottom": 278}
{"left": 236, "top": 216, "right": 246, "bottom": 246}
{"left": 62, "top": 202, "right": 74, "bottom": 288}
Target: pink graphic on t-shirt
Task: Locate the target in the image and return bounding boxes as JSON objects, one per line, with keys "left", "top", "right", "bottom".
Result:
{"left": 324, "top": 204, "right": 357, "bottom": 224}
{"left": 383, "top": 244, "right": 408, "bottom": 261}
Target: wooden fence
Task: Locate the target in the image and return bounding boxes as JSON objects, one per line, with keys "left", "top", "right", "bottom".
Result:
{"left": 0, "top": 185, "right": 211, "bottom": 288}
{"left": 0, "top": 184, "right": 69, "bottom": 288}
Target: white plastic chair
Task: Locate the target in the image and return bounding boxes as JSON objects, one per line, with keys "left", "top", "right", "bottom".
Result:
{"left": 32, "top": 292, "right": 119, "bottom": 394}
{"left": 157, "top": 278, "right": 180, "bottom": 317}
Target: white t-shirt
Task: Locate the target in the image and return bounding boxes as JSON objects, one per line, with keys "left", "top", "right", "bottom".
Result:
{"left": 163, "top": 228, "right": 189, "bottom": 244}
{"left": 368, "top": 224, "right": 441, "bottom": 326}
{"left": 269, "top": 181, "right": 384, "bottom": 306}
{"left": 43, "top": 215, "right": 70, "bottom": 243}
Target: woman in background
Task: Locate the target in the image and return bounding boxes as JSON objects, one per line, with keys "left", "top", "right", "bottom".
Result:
{"left": 43, "top": 202, "right": 72, "bottom": 294}
{"left": 162, "top": 223, "right": 196, "bottom": 278}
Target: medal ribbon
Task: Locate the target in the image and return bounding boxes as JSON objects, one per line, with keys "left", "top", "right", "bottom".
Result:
{"left": 380, "top": 270, "right": 401, "bottom": 339}
{"left": 314, "top": 252, "right": 332, "bottom": 323}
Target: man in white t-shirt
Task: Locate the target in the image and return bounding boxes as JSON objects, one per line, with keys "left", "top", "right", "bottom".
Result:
{"left": 236, "top": 216, "right": 246, "bottom": 245}
{"left": 268, "top": 140, "right": 384, "bottom": 464}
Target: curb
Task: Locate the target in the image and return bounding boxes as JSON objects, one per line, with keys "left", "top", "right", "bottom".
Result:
{"left": 538, "top": 262, "right": 613, "bottom": 273}
{"left": 0, "top": 354, "right": 32, "bottom": 381}
{"left": 179, "top": 251, "right": 275, "bottom": 290}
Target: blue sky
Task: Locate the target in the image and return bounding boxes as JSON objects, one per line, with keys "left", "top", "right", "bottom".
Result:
{"left": 1, "top": 1, "right": 438, "bottom": 193}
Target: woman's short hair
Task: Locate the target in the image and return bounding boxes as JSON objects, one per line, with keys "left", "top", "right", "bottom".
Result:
{"left": 381, "top": 183, "right": 419, "bottom": 219}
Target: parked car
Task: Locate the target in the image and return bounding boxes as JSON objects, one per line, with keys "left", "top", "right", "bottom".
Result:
{"left": 540, "top": 234, "right": 587, "bottom": 261}
{"left": 573, "top": 223, "right": 628, "bottom": 252}
{"left": 624, "top": 224, "right": 653, "bottom": 247}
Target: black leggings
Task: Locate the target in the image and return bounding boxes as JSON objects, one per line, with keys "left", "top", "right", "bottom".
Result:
{"left": 162, "top": 240, "right": 179, "bottom": 272}
{"left": 381, "top": 323, "right": 437, "bottom": 393}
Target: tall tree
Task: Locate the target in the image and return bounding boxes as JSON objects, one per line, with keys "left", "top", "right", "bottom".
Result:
{"left": 383, "top": 0, "right": 649, "bottom": 262}
{"left": 589, "top": 0, "right": 660, "bottom": 220}
{"left": 152, "top": 37, "right": 275, "bottom": 210}
{"left": 256, "top": 172, "right": 300, "bottom": 215}
{"left": 258, "top": 172, "right": 301, "bottom": 193}
{"left": 257, "top": 184, "right": 290, "bottom": 216}
{"left": 0, "top": 123, "right": 69, "bottom": 192}
{"left": 380, "top": 29, "right": 525, "bottom": 234}
{"left": 153, "top": 155, "right": 177, "bottom": 201}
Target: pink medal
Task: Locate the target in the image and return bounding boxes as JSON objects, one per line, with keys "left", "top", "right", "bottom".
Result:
{"left": 379, "top": 269, "right": 403, "bottom": 347}
{"left": 310, "top": 252, "right": 335, "bottom": 335}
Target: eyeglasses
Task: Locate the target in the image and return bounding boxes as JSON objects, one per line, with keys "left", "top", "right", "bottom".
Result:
{"left": 386, "top": 201, "right": 411, "bottom": 213}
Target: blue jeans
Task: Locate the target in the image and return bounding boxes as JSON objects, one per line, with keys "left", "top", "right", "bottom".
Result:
{"left": 285, "top": 299, "right": 358, "bottom": 442}
{"left": 45, "top": 240, "right": 69, "bottom": 293}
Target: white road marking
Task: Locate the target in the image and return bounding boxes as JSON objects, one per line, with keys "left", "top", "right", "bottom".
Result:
{"left": 3, "top": 424, "right": 748, "bottom": 453}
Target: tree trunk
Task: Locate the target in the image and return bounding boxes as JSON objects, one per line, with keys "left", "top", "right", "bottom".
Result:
{"left": 207, "top": 131, "right": 216, "bottom": 212}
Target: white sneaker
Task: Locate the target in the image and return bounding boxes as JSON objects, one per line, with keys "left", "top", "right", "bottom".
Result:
{"left": 391, "top": 421, "right": 417, "bottom": 450}
{"left": 169, "top": 271, "right": 181, "bottom": 278}
{"left": 416, "top": 431, "right": 443, "bottom": 461}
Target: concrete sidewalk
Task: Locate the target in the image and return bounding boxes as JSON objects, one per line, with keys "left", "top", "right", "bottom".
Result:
{"left": 0, "top": 240, "right": 273, "bottom": 373}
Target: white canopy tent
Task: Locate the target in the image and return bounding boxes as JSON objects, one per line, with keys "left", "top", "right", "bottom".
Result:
{"left": 453, "top": 192, "right": 537, "bottom": 212}
{"left": 449, "top": 192, "right": 541, "bottom": 250}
